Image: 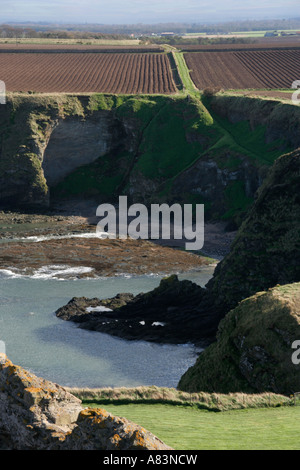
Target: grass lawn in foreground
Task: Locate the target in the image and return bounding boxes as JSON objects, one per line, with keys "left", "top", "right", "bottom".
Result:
{"left": 86, "top": 403, "right": 300, "bottom": 450}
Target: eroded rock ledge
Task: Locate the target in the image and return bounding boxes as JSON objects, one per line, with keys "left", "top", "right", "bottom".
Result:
{"left": 0, "top": 354, "right": 172, "bottom": 450}
{"left": 55, "top": 274, "right": 223, "bottom": 346}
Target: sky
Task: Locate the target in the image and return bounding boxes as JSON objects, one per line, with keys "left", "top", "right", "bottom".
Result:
{"left": 0, "top": 0, "right": 299, "bottom": 24}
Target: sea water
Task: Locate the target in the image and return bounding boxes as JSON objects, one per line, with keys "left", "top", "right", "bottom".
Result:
{"left": 0, "top": 262, "right": 215, "bottom": 389}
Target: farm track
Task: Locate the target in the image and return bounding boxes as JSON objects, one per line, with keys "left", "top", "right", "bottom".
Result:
{"left": 0, "top": 52, "right": 177, "bottom": 94}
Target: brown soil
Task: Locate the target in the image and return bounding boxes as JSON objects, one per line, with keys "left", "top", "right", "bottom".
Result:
{"left": 185, "top": 49, "right": 300, "bottom": 89}
{"left": 177, "top": 39, "right": 300, "bottom": 52}
{"left": 185, "top": 51, "right": 264, "bottom": 89}
{"left": 0, "top": 52, "right": 177, "bottom": 94}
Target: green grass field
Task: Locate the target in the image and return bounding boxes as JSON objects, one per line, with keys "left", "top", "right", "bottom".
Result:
{"left": 86, "top": 403, "right": 300, "bottom": 450}
{"left": 182, "top": 30, "right": 300, "bottom": 38}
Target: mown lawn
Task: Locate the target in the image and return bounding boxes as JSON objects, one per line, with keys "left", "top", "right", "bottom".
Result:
{"left": 87, "top": 403, "right": 300, "bottom": 450}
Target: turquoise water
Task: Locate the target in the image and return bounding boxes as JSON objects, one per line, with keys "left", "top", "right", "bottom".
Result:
{"left": 0, "top": 266, "right": 215, "bottom": 389}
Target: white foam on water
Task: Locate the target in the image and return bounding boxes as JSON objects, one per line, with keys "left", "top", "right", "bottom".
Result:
{"left": 85, "top": 306, "right": 113, "bottom": 313}
{"left": 0, "top": 265, "right": 95, "bottom": 280}
{"left": 15, "top": 232, "right": 111, "bottom": 242}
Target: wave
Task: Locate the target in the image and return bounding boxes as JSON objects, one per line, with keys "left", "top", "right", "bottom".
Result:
{"left": 9, "top": 231, "right": 111, "bottom": 243}
{"left": 0, "top": 266, "right": 166, "bottom": 281}
{"left": 0, "top": 265, "right": 95, "bottom": 280}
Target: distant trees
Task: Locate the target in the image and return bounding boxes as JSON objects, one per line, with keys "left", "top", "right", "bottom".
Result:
{"left": 1, "top": 18, "right": 300, "bottom": 40}
{"left": 0, "top": 25, "right": 131, "bottom": 40}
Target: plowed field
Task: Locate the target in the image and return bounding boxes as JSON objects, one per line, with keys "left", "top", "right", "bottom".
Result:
{"left": 0, "top": 52, "right": 177, "bottom": 94}
{"left": 185, "top": 52, "right": 263, "bottom": 89}
{"left": 235, "top": 50, "right": 300, "bottom": 88}
{"left": 185, "top": 49, "right": 300, "bottom": 89}
{"left": 177, "top": 41, "right": 300, "bottom": 52}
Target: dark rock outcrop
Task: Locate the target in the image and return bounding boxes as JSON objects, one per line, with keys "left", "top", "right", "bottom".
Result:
{"left": 56, "top": 275, "right": 222, "bottom": 346}
{"left": 0, "top": 354, "right": 172, "bottom": 450}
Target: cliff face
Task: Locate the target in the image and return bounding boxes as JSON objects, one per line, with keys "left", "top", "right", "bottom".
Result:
{"left": 1, "top": 93, "right": 298, "bottom": 227}
{"left": 207, "top": 149, "right": 300, "bottom": 311}
{"left": 178, "top": 283, "right": 300, "bottom": 395}
{"left": 42, "top": 112, "right": 127, "bottom": 186}
{"left": 0, "top": 94, "right": 135, "bottom": 207}
{"left": 209, "top": 95, "right": 300, "bottom": 150}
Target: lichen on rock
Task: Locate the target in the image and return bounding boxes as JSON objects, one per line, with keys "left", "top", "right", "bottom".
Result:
{"left": 0, "top": 354, "right": 172, "bottom": 450}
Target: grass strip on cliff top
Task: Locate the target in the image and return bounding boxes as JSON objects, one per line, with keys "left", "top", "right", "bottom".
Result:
{"left": 69, "top": 386, "right": 291, "bottom": 412}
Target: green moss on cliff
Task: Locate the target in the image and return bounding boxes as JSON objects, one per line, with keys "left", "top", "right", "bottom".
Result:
{"left": 208, "top": 149, "right": 300, "bottom": 310}
{"left": 0, "top": 92, "right": 298, "bottom": 221}
{"left": 178, "top": 283, "right": 300, "bottom": 395}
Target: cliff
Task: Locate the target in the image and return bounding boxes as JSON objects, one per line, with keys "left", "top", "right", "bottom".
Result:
{"left": 1, "top": 93, "right": 299, "bottom": 226}
{"left": 207, "top": 148, "right": 300, "bottom": 311}
{"left": 178, "top": 283, "right": 300, "bottom": 395}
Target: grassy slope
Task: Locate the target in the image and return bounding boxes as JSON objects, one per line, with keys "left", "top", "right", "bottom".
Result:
{"left": 84, "top": 402, "right": 300, "bottom": 450}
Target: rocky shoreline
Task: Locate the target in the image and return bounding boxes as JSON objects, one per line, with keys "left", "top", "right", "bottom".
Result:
{"left": 0, "top": 236, "right": 214, "bottom": 279}
{"left": 0, "top": 208, "right": 223, "bottom": 278}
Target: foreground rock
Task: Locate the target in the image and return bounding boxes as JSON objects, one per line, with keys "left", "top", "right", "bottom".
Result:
{"left": 0, "top": 354, "right": 82, "bottom": 449}
{"left": 0, "top": 354, "right": 172, "bottom": 450}
{"left": 178, "top": 283, "right": 300, "bottom": 395}
{"left": 56, "top": 274, "right": 223, "bottom": 346}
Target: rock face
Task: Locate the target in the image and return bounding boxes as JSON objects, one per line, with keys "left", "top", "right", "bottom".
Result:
{"left": 172, "top": 153, "right": 267, "bottom": 223}
{"left": 0, "top": 354, "right": 172, "bottom": 450}
{"left": 42, "top": 113, "right": 126, "bottom": 186}
{"left": 208, "top": 149, "right": 300, "bottom": 312}
{"left": 0, "top": 353, "right": 82, "bottom": 449}
{"left": 56, "top": 274, "right": 223, "bottom": 346}
{"left": 178, "top": 283, "right": 300, "bottom": 395}
{"left": 210, "top": 94, "right": 300, "bottom": 149}
{"left": 62, "top": 408, "right": 172, "bottom": 451}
